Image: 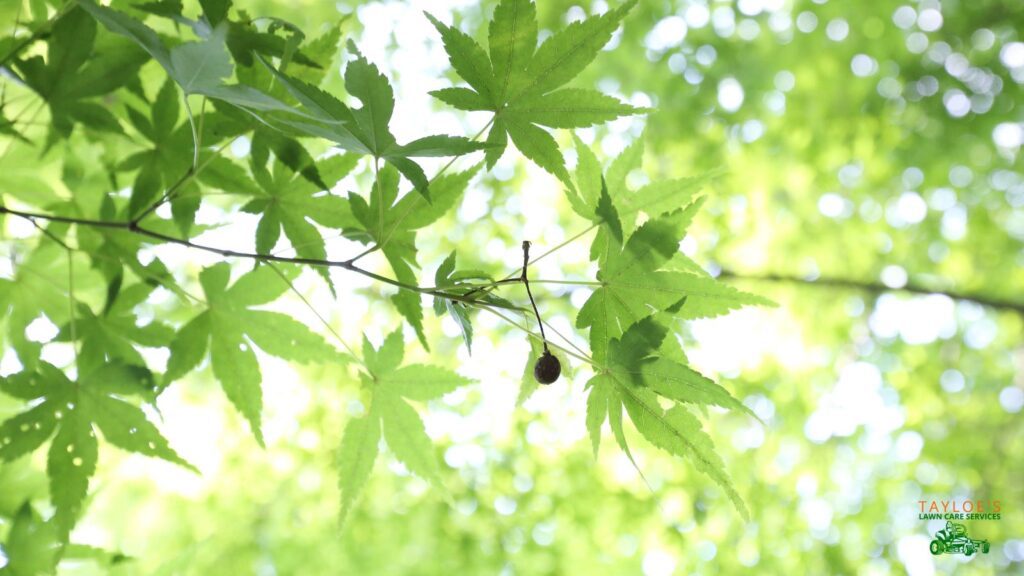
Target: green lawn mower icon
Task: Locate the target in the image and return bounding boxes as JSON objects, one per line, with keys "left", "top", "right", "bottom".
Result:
{"left": 929, "top": 521, "right": 990, "bottom": 556}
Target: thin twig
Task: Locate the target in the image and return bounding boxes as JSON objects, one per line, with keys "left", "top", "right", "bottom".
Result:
{"left": 717, "top": 268, "right": 1024, "bottom": 316}
{"left": 520, "top": 241, "right": 548, "bottom": 353}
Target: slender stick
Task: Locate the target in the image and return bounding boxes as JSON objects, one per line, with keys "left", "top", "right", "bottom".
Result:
{"left": 520, "top": 241, "right": 548, "bottom": 353}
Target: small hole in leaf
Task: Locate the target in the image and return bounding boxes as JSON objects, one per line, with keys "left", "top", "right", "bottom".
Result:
{"left": 239, "top": 343, "right": 248, "bottom": 352}
{"left": 66, "top": 444, "right": 75, "bottom": 453}
{"left": 19, "top": 423, "right": 29, "bottom": 432}
{"left": 147, "top": 441, "right": 156, "bottom": 450}
{"left": 129, "top": 427, "right": 138, "bottom": 434}
{"left": 72, "top": 457, "right": 83, "bottom": 467}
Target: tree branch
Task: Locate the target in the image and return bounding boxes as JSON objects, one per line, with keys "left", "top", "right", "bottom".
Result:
{"left": 0, "top": 205, "right": 525, "bottom": 312}
{"left": 717, "top": 268, "right": 1024, "bottom": 315}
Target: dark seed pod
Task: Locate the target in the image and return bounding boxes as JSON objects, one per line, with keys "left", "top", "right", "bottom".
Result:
{"left": 533, "top": 350, "right": 561, "bottom": 385}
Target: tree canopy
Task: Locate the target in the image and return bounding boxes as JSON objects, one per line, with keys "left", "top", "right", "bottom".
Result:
{"left": 0, "top": 0, "right": 1022, "bottom": 574}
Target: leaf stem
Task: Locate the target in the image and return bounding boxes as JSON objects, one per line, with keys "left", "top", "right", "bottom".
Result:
{"left": 183, "top": 96, "right": 200, "bottom": 170}
{"left": 131, "top": 138, "right": 234, "bottom": 223}
{"left": 266, "top": 263, "right": 365, "bottom": 367}
{"left": 67, "top": 248, "right": 78, "bottom": 368}
{"left": 477, "top": 304, "right": 596, "bottom": 367}
{"left": 538, "top": 317, "right": 593, "bottom": 363}
{"left": 373, "top": 157, "right": 384, "bottom": 242}
{"left": 461, "top": 224, "right": 601, "bottom": 302}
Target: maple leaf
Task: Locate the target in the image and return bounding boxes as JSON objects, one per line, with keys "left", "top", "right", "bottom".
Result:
{"left": 164, "top": 263, "right": 337, "bottom": 445}
{"left": 337, "top": 329, "right": 472, "bottom": 523}
{"left": 12, "top": 7, "right": 147, "bottom": 141}
{"left": 583, "top": 317, "right": 752, "bottom": 519}
{"left": 0, "top": 244, "right": 74, "bottom": 369}
{"left": 260, "top": 43, "right": 489, "bottom": 197}
{"left": 569, "top": 135, "right": 716, "bottom": 236}
{"left": 240, "top": 153, "right": 359, "bottom": 289}
{"left": 431, "top": 251, "right": 476, "bottom": 353}
{"left": 0, "top": 362, "right": 195, "bottom": 538}
{"left": 427, "top": 0, "right": 647, "bottom": 183}
{"left": 346, "top": 165, "right": 479, "bottom": 347}
{"left": 56, "top": 283, "right": 175, "bottom": 378}
{"left": 577, "top": 187, "right": 772, "bottom": 363}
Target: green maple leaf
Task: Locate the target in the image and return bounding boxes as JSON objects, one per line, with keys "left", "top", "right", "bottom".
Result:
{"left": 261, "top": 44, "right": 490, "bottom": 197}
{"left": 56, "top": 283, "right": 175, "bottom": 379}
{"left": 429, "top": 251, "right": 523, "bottom": 355}
{"left": 569, "top": 134, "right": 719, "bottom": 240}
{"left": 0, "top": 245, "right": 73, "bottom": 369}
{"left": 577, "top": 199, "right": 772, "bottom": 363}
{"left": 427, "top": 0, "right": 646, "bottom": 183}
{"left": 336, "top": 329, "right": 473, "bottom": 524}
{"left": 2, "top": 504, "right": 62, "bottom": 574}
{"left": 347, "top": 165, "right": 479, "bottom": 348}
{"left": 248, "top": 126, "right": 331, "bottom": 191}
{"left": 241, "top": 153, "right": 359, "bottom": 288}
{"left": 130, "top": 0, "right": 335, "bottom": 76}
{"left": 584, "top": 317, "right": 751, "bottom": 519}
{"left": 119, "top": 78, "right": 254, "bottom": 233}
{"left": 12, "top": 6, "right": 147, "bottom": 140}
{"left": 432, "top": 252, "right": 473, "bottom": 352}
{"left": 0, "top": 102, "right": 30, "bottom": 143}
{"left": 0, "top": 362, "right": 195, "bottom": 538}
{"left": 164, "top": 263, "right": 337, "bottom": 445}
{"left": 120, "top": 78, "right": 186, "bottom": 219}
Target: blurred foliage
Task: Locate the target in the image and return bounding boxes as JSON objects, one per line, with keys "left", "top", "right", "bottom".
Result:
{"left": 1, "top": 0, "right": 1023, "bottom": 575}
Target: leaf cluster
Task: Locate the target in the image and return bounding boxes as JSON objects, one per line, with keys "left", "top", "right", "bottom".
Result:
{"left": 0, "top": 0, "right": 769, "bottom": 560}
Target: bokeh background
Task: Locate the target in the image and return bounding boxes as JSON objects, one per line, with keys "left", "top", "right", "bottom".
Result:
{"left": 1, "top": 0, "right": 1023, "bottom": 574}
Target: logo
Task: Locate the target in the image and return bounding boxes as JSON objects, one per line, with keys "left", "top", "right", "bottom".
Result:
{"left": 918, "top": 499, "right": 1001, "bottom": 520}
{"left": 929, "top": 521, "right": 991, "bottom": 557}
